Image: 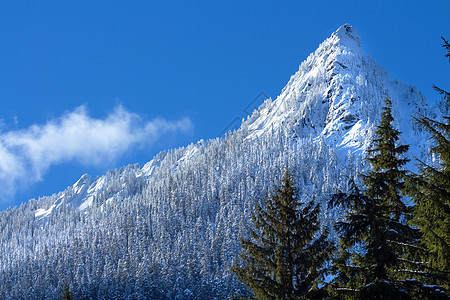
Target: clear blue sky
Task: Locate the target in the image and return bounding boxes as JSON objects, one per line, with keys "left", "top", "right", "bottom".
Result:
{"left": 1, "top": 0, "right": 449, "bottom": 210}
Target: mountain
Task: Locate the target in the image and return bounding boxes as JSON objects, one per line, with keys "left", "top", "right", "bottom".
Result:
{"left": 0, "top": 24, "right": 440, "bottom": 299}
{"left": 246, "top": 24, "right": 430, "bottom": 156}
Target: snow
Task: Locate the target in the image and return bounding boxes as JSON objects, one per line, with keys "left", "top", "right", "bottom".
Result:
{"left": 78, "top": 196, "right": 94, "bottom": 211}
{"left": 142, "top": 158, "right": 161, "bottom": 177}
{"left": 244, "top": 24, "right": 431, "bottom": 167}
{"left": 34, "top": 204, "right": 56, "bottom": 219}
{"left": 34, "top": 164, "right": 143, "bottom": 218}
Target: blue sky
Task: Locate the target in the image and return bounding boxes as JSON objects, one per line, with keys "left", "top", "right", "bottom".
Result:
{"left": 1, "top": 1, "right": 449, "bottom": 210}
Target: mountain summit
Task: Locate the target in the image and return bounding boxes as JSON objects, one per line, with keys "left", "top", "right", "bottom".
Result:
{"left": 0, "top": 25, "right": 437, "bottom": 299}
{"left": 246, "top": 23, "right": 428, "bottom": 157}
{"left": 333, "top": 23, "right": 362, "bottom": 47}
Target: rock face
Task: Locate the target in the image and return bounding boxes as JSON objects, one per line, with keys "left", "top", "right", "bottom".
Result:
{"left": 0, "top": 25, "right": 438, "bottom": 299}
{"left": 246, "top": 24, "right": 428, "bottom": 157}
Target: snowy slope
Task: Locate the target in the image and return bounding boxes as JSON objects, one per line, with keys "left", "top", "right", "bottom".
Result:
{"left": 245, "top": 24, "right": 429, "bottom": 158}
{"left": 34, "top": 164, "right": 144, "bottom": 219}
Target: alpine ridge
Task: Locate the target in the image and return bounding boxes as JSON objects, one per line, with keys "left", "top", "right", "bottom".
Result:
{"left": 0, "top": 24, "right": 441, "bottom": 299}
{"left": 245, "top": 24, "right": 429, "bottom": 159}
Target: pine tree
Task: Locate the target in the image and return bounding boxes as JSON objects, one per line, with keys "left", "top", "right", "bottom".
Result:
{"left": 59, "top": 282, "right": 73, "bottom": 300}
{"left": 231, "top": 170, "right": 334, "bottom": 299}
{"left": 407, "top": 36, "right": 450, "bottom": 289}
{"left": 330, "top": 97, "right": 448, "bottom": 299}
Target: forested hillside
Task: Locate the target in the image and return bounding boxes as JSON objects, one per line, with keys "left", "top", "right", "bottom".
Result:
{"left": 0, "top": 24, "right": 442, "bottom": 299}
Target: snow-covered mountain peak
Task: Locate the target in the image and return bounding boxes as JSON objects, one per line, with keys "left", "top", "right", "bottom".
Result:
{"left": 245, "top": 24, "right": 428, "bottom": 159}
{"left": 73, "top": 173, "right": 92, "bottom": 193}
{"left": 331, "top": 23, "right": 362, "bottom": 49}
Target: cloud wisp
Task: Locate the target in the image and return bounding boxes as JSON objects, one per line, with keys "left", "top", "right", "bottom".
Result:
{"left": 0, "top": 105, "right": 192, "bottom": 203}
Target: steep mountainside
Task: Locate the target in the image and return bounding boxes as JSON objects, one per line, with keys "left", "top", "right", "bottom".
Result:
{"left": 0, "top": 25, "right": 440, "bottom": 299}
{"left": 245, "top": 24, "right": 429, "bottom": 157}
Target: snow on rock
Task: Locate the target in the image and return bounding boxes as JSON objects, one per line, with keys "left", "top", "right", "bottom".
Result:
{"left": 34, "top": 164, "right": 143, "bottom": 219}
{"left": 34, "top": 204, "right": 56, "bottom": 219}
{"left": 245, "top": 24, "right": 430, "bottom": 162}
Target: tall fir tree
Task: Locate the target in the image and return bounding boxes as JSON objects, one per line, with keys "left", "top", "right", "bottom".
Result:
{"left": 330, "top": 97, "right": 448, "bottom": 299}
{"left": 407, "top": 36, "right": 450, "bottom": 289}
{"left": 58, "top": 282, "right": 74, "bottom": 300}
{"left": 231, "top": 170, "right": 334, "bottom": 299}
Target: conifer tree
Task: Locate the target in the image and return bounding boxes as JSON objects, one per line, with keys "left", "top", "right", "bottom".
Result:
{"left": 231, "top": 170, "right": 334, "bottom": 299}
{"left": 407, "top": 37, "right": 450, "bottom": 288}
{"left": 330, "top": 97, "right": 448, "bottom": 299}
{"left": 59, "top": 282, "right": 73, "bottom": 300}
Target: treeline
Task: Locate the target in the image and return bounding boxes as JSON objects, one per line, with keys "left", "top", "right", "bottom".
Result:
{"left": 232, "top": 38, "right": 450, "bottom": 299}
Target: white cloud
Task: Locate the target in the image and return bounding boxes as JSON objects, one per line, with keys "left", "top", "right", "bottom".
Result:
{"left": 0, "top": 105, "right": 192, "bottom": 203}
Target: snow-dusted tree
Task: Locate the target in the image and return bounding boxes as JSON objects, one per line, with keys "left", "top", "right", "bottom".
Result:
{"left": 231, "top": 170, "right": 334, "bottom": 299}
